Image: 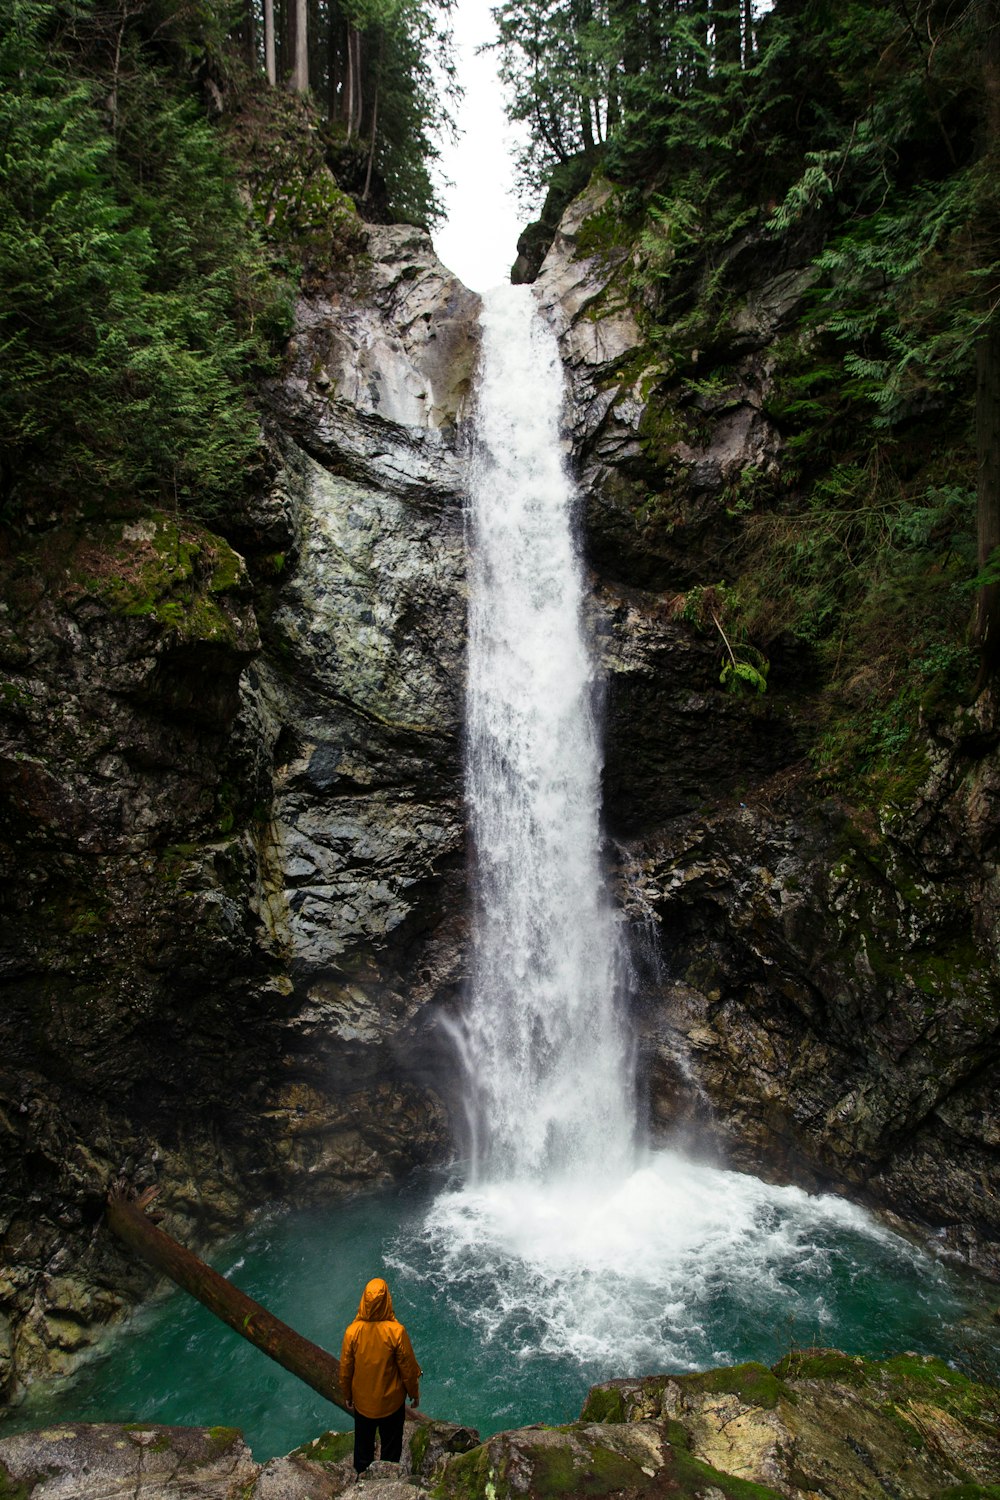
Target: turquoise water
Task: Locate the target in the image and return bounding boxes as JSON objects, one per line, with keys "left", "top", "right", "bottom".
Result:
{"left": 4, "top": 1154, "right": 997, "bottom": 1462}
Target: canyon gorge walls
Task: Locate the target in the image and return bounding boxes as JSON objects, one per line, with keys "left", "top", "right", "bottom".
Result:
{"left": 1, "top": 173, "right": 999, "bottom": 1402}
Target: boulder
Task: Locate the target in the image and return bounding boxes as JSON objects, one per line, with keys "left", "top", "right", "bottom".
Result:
{"left": 3, "top": 1353, "right": 999, "bottom": 1498}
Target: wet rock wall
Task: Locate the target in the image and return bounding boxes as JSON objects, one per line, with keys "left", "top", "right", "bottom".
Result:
{"left": 0, "top": 225, "right": 479, "bottom": 1395}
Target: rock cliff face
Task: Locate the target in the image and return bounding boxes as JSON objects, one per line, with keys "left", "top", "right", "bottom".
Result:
{"left": 532, "top": 177, "right": 1000, "bottom": 1276}
{"left": 0, "top": 224, "right": 479, "bottom": 1395}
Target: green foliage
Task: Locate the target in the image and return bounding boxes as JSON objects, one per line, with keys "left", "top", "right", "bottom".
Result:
{"left": 366, "top": 0, "right": 457, "bottom": 227}
{"left": 678, "top": 582, "right": 733, "bottom": 628}
{"left": 491, "top": 0, "right": 614, "bottom": 198}
{"left": 731, "top": 456, "right": 979, "bottom": 780}
{"left": 760, "top": 1, "right": 999, "bottom": 449}
{"left": 720, "top": 658, "right": 768, "bottom": 696}
{"left": 677, "top": 583, "right": 771, "bottom": 696}
{"left": 0, "top": 0, "right": 288, "bottom": 522}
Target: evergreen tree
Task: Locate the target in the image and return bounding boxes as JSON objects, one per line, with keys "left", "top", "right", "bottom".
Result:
{"left": 0, "top": 0, "right": 281, "bottom": 519}
{"left": 240, "top": 0, "right": 455, "bottom": 226}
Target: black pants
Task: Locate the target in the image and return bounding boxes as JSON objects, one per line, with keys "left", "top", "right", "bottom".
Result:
{"left": 353, "top": 1402, "right": 405, "bottom": 1472}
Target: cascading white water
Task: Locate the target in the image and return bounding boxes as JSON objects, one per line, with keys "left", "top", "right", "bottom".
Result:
{"left": 409, "top": 279, "right": 961, "bottom": 1408}
{"left": 454, "top": 282, "right": 633, "bottom": 1182}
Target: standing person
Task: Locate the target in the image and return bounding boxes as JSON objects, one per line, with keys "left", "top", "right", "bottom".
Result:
{"left": 339, "top": 1276, "right": 422, "bottom": 1475}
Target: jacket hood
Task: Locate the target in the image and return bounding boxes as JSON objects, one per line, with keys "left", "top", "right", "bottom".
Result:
{"left": 357, "top": 1277, "right": 394, "bottom": 1322}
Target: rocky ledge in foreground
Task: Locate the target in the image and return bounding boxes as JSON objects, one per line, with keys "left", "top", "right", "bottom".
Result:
{"left": 3, "top": 1350, "right": 999, "bottom": 1499}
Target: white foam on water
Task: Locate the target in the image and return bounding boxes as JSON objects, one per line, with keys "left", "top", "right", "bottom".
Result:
{"left": 400, "top": 1150, "right": 940, "bottom": 1378}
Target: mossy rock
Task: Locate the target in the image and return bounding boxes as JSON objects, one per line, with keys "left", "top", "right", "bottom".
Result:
{"left": 292, "top": 1429, "right": 354, "bottom": 1464}
{"left": 578, "top": 1386, "right": 628, "bottom": 1424}
{"left": 434, "top": 1419, "right": 785, "bottom": 1500}
{"left": 5, "top": 514, "right": 253, "bottom": 649}
{"left": 0, "top": 1462, "right": 39, "bottom": 1500}
{"left": 684, "top": 1360, "right": 787, "bottom": 1411}
{"left": 575, "top": 181, "right": 643, "bottom": 264}
{"left": 408, "top": 1423, "right": 431, "bottom": 1473}
{"left": 935, "top": 1486, "right": 1000, "bottom": 1498}
{"left": 771, "top": 1348, "right": 872, "bottom": 1387}
{"left": 205, "top": 1424, "right": 243, "bottom": 1451}
{"left": 574, "top": 1352, "right": 1000, "bottom": 1500}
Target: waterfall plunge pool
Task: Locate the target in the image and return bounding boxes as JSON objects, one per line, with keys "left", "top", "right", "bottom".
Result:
{"left": 4, "top": 1151, "right": 996, "bottom": 1461}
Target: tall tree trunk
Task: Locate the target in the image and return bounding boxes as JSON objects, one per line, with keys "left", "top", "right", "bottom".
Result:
{"left": 234, "top": 0, "right": 256, "bottom": 69}
{"left": 283, "top": 0, "right": 298, "bottom": 83}
{"left": 579, "top": 95, "right": 595, "bottom": 150}
{"left": 328, "top": 2, "right": 342, "bottom": 119}
{"left": 345, "top": 22, "right": 355, "bottom": 136}
{"left": 308, "top": 0, "right": 321, "bottom": 91}
{"left": 279, "top": 0, "right": 292, "bottom": 82}
{"left": 363, "top": 32, "right": 382, "bottom": 201}
{"left": 292, "top": 0, "right": 309, "bottom": 91}
{"left": 605, "top": 76, "right": 620, "bottom": 132}
{"left": 264, "top": 0, "right": 276, "bottom": 84}
{"left": 352, "top": 27, "right": 364, "bottom": 137}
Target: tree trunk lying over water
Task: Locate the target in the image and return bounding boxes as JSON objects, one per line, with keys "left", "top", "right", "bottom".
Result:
{"left": 105, "top": 1185, "right": 446, "bottom": 1432}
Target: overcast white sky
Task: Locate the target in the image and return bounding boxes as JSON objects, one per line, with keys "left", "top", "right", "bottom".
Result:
{"left": 431, "top": 0, "right": 533, "bottom": 293}
{"left": 431, "top": 1, "right": 775, "bottom": 291}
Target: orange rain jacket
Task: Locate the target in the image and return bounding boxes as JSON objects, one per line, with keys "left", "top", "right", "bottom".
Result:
{"left": 339, "top": 1277, "right": 422, "bottom": 1420}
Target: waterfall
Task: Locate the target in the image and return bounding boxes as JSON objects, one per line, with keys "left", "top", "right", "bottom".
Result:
{"left": 405, "top": 281, "right": 937, "bottom": 1414}
{"left": 454, "top": 282, "right": 634, "bottom": 1183}
{"left": 385, "top": 283, "right": 965, "bottom": 1427}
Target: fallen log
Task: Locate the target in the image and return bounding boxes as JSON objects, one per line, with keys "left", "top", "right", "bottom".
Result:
{"left": 105, "top": 1184, "right": 454, "bottom": 1435}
